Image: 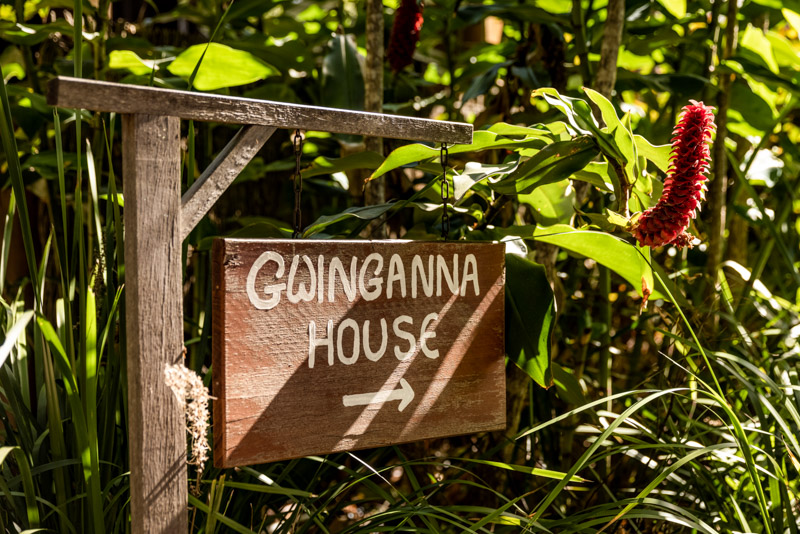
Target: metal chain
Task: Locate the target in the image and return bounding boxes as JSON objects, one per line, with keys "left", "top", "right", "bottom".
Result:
{"left": 440, "top": 144, "right": 450, "bottom": 239}
{"left": 292, "top": 130, "right": 303, "bottom": 238}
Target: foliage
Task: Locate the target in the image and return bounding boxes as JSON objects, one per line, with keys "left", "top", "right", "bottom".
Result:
{"left": 1, "top": 0, "right": 799, "bottom": 532}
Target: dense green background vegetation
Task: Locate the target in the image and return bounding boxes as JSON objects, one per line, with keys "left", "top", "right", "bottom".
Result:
{"left": 1, "top": 0, "right": 800, "bottom": 531}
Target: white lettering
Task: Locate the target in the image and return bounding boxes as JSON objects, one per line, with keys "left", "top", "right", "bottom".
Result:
{"left": 411, "top": 255, "right": 434, "bottom": 298}
{"left": 308, "top": 320, "right": 334, "bottom": 368}
{"left": 386, "top": 254, "right": 406, "bottom": 299}
{"left": 287, "top": 255, "right": 316, "bottom": 304}
{"left": 337, "top": 319, "right": 360, "bottom": 365}
{"left": 460, "top": 254, "right": 480, "bottom": 296}
{"left": 359, "top": 253, "right": 384, "bottom": 301}
{"left": 393, "top": 315, "right": 415, "bottom": 360}
{"left": 246, "top": 251, "right": 286, "bottom": 310}
{"left": 436, "top": 254, "right": 459, "bottom": 296}
{"left": 362, "top": 318, "right": 388, "bottom": 361}
{"left": 420, "top": 312, "right": 439, "bottom": 359}
{"left": 317, "top": 255, "right": 325, "bottom": 303}
{"left": 328, "top": 256, "right": 358, "bottom": 302}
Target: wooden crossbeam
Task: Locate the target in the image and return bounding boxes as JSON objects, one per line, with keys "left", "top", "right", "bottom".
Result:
{"left": 181, "top": 125, "right": 277, "bottom": 239}
{"left": 47, "top": 77, "right": 473, "bottom": 144}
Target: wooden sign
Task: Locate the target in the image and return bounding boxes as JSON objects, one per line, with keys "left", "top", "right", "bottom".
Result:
{"left": 212, "top": 239, "right": 506, "bottom": 467}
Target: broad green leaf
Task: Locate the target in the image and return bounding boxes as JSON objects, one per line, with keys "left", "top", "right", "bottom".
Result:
{"left": 0, "top": 46, "right": 24, "bottom": 81}
{"left": 584, "top": 87, "right": 636, "bottom": 184}
{"left": 304, "top": 203, "right": 395, "bottom": 237}
{"left": 491, "top": 136, "right": 600, "bottom": 195}
{"left": 369, "top": 130, "right": 548, "bottom": 181}
{"left": 572, "top": 161, "right": 613, "bottom": 191}
{"left": 486, "top": 122, "right": 556, "bottom": 137}
{"left": 321, "top": 33, "right": 364, "bottom": 111}
{"left": 168, "top": 43, "right": 275, "bottom": 90}
{"left": 505, "top": 254, "right": 555, "bottom": 388}
{"left": 552, "top": 362, "right": 586, "bottom": 406}
{"left": 533, "top": 87, "right": 626, "bottom": 164}
{"left": 766, "top": 31, "right": 799, "bottom": 68}
{"left": 108, "top": 50, "right": 157, "bottom": 76}
{"left": 656, "top": 0, "right": 686, "bottom": 18}
{"left": 782, "top": 8, "right": 800, "bottom": 35}
{"left": 462, "top": 62, "right": 510, "bottom": 102}
{"left": 740, "top": 25, "right": 780, "bottom": 74}
{"left": 519, "top": 179, "right": 575, "bottom": 226}
{"left": 453, "top": 160, "right": 520, "bottom": 202}
{"left": 634, "top": 134, "right": 671, "bottom": 173}
{"left": 532, "top": 224, "right": 656, "bottom": 300}
{"left": 301, "top": 151, "right": 384, "bottom": 179}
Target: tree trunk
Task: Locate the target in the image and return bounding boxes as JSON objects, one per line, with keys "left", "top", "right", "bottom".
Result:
{"left": 364, "top": 0, "right": 387, "bottom": 238}
{"left": 594, "top": 0, "right": 625, "bottom": 99}
{"left": 706, "top": 0, "right": 739, "bottom": 294}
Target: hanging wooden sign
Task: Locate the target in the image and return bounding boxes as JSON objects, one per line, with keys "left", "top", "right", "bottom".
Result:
{"left": 212, "top": 239, "right": 506, "bottom": 467}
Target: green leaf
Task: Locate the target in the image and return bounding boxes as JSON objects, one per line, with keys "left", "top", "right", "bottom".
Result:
{"left": 188, "top": 494, "right": 257, "bottom": 534}
{"left": 572, "top": 161, "right": 613, "bottom": 191}
{"left": 321, "top": 33, "right": 364, "bottom": 111}
{"left": 532, "top": 224, "right": 656, "bottom": 300}
{"left": 583, "top": 87, "right": 636, "bottom": 184}
{"left": 167, "top": 43, "right": 275, "bottom": 90}
{"left": 740, "top": 24, "right": 780, "bottom": 74}
{"left": 0, "top": 447, "right": 39, "bottom": 529}
{"left": 453, "top": 160, "right": 520, "bottom": 202}
{"left": 462, "top": 62, "right": 511, "bottom": 103}
{"left": 304, "top": 203, "right": 395, "bottom": 237}
{"left": 634, "top": 134, "right": 671, "bottom": 173}
{"left": 655, "top": 0, "right": 686, "bottom": 18}
{"left": 454, "top": 458, "right": 589, "bottom": 482}
{"left": 0, "top": 310, "right": 33, "bottom": 368}
{"left": 551, "top": 362, "right": 586, "bottom": 406}
{"left": 782, "top": 8, "right": 800, "bottom": 35}
{"left": 301, "top": 151, "right": 384, "bottom": 179}
{"left": 519, "top": 179, "right": 575, "bottom": 226}
{"left": 369, "top": 130, "right": 549, "bottom": 181}
{"left": 491, "top": 136, "right": 600, "bottom": 195}
{"left": 533, "top": 87, "right": 626, "bottom": 164}
{"left": 0, "top": 46, "right": 25, "bottom": 81}
{"left": 108, "top": 50, "right": 158, "bottom": 76}
{"left": 505, "top": 254, "right": 555, "bottom": 388}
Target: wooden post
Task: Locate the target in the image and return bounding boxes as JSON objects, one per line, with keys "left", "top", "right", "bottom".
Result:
{"left": 122, "top": 114, "right": 187, "bottom": 533}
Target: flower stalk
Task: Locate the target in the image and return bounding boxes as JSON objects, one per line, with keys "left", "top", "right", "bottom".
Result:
{"left": 631, "top": 101, "right": 716, "bottom": 248}
{"left": 387, "top": 0, "right": 424, "bottom": 73}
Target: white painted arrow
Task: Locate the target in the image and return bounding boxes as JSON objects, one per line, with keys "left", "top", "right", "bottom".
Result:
{"left": 342, "top": 378, "right": 415, "bottom": 412}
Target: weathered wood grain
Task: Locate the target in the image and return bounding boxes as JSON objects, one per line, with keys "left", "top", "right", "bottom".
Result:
{"left": 181, "top": 125, "right": 277, "bottom": 240}
{"left": 123, "top": 114, "right": 187, "bottom": 532}
{"left": 212, "top": 239, "right": 506, "bottom": 467}
{"left": 48, "top": 77, "right": 473, "bottom": 144}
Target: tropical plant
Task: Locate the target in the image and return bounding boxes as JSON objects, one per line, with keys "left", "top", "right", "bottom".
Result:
{"left": 0, "top": 0, "right": 798, "bottom": 532}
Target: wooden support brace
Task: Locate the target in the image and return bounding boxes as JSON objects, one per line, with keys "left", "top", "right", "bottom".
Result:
{"left": 181, "top": 125, "right": 277, "bottom": 239}
{"left": 122, "top": 114, "right": 187, "bottom": 533}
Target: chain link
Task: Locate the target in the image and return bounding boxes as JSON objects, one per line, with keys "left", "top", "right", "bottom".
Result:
{"left": 292, "top": 130, "right": 303, "bottom": 238}
{"left": 440, "top": 144, "right": 450, "bottom": 239}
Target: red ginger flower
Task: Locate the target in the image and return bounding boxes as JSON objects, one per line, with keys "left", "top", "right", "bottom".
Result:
{"left": 387, "top": 0, "right": 424, "bottom": 73}
{"left": 631, "top": 100, "right": 716, "bottom": 248}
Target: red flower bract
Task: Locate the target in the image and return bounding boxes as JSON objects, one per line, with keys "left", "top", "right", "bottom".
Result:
{"left": 387, "top": 0, "right": 424, "bottom": 73}
{"left": 631, "top": 100, "right": 716, "bottom": 249}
